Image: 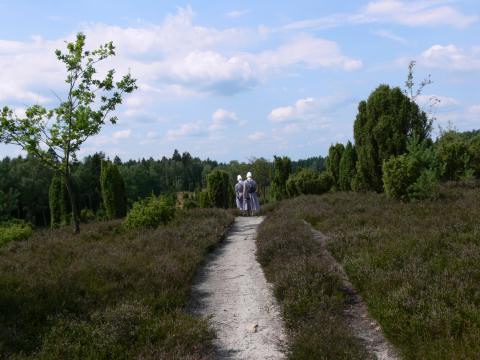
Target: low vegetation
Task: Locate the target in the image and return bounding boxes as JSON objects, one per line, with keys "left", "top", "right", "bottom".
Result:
{"left": 275, "top": 182, "right": 480, "bottom": 359}
{"left": 0, "top": 220, "right": 33, "bottom": 247}
{"left": 0, "top": 208, "right": 233, "bottom": 359}
{"left": 123, "top": 195, "right": 175, "bottom": 230}
{"left": 256, "top": 199, "right": 370, "bottom": 359}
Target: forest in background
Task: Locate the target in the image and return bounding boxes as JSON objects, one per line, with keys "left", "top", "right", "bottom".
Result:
{"left": 0, "top": 150, "right": 325, "bottom": 227}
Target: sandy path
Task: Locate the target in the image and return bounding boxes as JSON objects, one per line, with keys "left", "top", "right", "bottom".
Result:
{"left": 190, "top": 216, "right": 286, "bottom": 360}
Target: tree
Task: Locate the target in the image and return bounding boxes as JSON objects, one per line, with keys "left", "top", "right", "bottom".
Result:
{"left": 0, "top": 188, "right": 19, "bottom": 222}
{"left": 326, "top": 143, "right": 345, "bottom": 189}
{"left": 270, "top": 156, "right": 292, "bottom": 201}
{"left": 286, "top": 169, "right": 333, "bottom": 197}
{"left": 338, "top": 141, "right": 357, "bottom": 191}
{"left": 100, "top": 161, "right": 127, "bottom": 219}
{"left": 353, "top": 84, "right": 431, "bottom": 192}
{"left": 0, "top": 33, "right": 137, "bottom": 233}
{"left": 49, "top": 176, "right": 62, "bottom": 228}
{"left": 206, "top": 170, "right": 231, "bottom": 209}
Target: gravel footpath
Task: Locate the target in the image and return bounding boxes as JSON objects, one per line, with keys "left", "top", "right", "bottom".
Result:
{"left": 190, "top": 216, "right": 286, "bottom": 360}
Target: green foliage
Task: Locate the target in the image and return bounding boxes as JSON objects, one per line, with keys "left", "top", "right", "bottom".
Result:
{"left": 49, "top": 175, "right": 62, "bottom": 228}
{"left": 0, "top": 220, "right": 32, "bottom": 247}
{"left": 0, "top": 33, "right": 137, "bottom": 233}
{"left": 123, "top": 195, "right": 175, "bottom": 230}
{"left": 353, "top": 84, "right": 431, "bottom": 192}
{"left": 326, "top": 143, "right": 345, "bottom": 189}
{"left": 100, "top": 161, "right": 127, "bottom": 219}
{"left": 382, "top": 140, "right": 439, "bottom": 201}
{"left": 197, "top": 189, "right": 212, "bottom": 208}
{"left": 206, "top": 170, "right": 231, "bottom": 209}
{"left": 80, "top": 208, "right": 96, "bottom": 223}
{"left": 286, "top": 169, "right": 333, "bottom": 197}
{"left": 338, "top": 141, "right": 357, "bottom": 191}
{"left": 435, "top": 130, "right": 479, "bottom": 181}
{"left": 0, "top": 188, "right": 18, "bottom": 221}
{"left": 270, "top": 156, "right": 292, "bottom": 201}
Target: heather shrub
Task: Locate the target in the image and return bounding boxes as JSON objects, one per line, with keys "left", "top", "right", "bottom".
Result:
{"left": 123, "top": 196, "right": 175, "bottom": 230}
{"left": 0, "top": 220, "right": 32, "bottom": 247}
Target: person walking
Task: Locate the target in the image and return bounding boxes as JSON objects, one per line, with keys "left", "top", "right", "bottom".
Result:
{"left": 234, "top": 175, "right": 244, "bottom": 211}
{"left": 243, "top": 171, "right": 260, "bottom": 216}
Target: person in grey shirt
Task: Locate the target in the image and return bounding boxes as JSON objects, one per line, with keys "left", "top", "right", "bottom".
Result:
{"left": 235, "top": 175, "right": 244, "bottom": 211}
{"left": 243, "top": 171, "right": 260, "bottom": 216}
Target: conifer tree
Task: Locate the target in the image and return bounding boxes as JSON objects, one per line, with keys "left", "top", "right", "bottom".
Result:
{"left": 100, "top": 161, "right": 127, "bottom": 219}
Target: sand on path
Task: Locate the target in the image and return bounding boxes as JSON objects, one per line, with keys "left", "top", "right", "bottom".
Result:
{"left": 190, "top": 216, "right": 286, "bottom": 360}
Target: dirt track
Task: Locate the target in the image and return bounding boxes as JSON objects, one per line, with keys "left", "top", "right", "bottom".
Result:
{"left": 190, "top": 216, "right": 286, "bottom": 359}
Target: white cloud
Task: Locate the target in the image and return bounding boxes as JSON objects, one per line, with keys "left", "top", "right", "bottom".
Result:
{"left": 418, "top": 44, "right": 480, "bottom": 70}
{"left": 226, "top": 9, "right": 250, "bottom": 18}
{"left": 282, "top": 0, "right": 478, "bottom": 31}
{"left": 112, "top": 129, "right": 132, "bottom": 139}
{"left": 373, "top": 29, "right": 407, "bottom": 44}
{"left": 166, "top": 121, "right": 203, "bottom": 141}
{"left": 210, "top": 108, "right": 241, "bottom": 130}
{"left": 0, "top": 7, "right": 361, "bottom": 105}
{"left": 249, "top": 35, "right": 362, "bottom": 72}
{"left": 248, "top": 131, "right": 267, "bottom": 141}
{"left": 363, "top": 0, "right": 477, "bottom": 28}
{"left": 268, "top": 97, "right": 317, "bottom": 123}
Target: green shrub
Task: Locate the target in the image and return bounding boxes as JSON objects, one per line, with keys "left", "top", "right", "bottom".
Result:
{"left": 286, "top": 169, "right": 333, "bottom": 197}
{"left": 206, "top": 170, "right": 231, "bottom": 209}
{"left": 383, "top": 139, "right": 439, "bottom": 201}
{"left": 197, "top": 189, "right": 211, "bottom": 208}
{"left": 123, "top": 196, "right": 175, "bottom": 230}
{"left": 0, "top": 220, "right": 33, "bottom": 247}
{"left": 80, "top": 208, "right": 96, "bottom": 223}
{"left": 270, "top": 156, "right": 292, "bottom": 201}
{"left": 383, "top": 154, "right": 419, "bottom": 200}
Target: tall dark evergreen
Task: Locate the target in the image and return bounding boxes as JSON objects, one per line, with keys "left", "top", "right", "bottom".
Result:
{"left": 338, "top": 141, "right": 357, "bottom": 191}
{"left": 270, "top": 156, "right": 291, "bottom": 201}
{"left": 353, "top": 84, "right": 431, "bottom": 192}
{"left": 100, "top": 161, "right": 127, "bottom": 219}
{"left": 326, "top": 143, "right": 345, "bottom": 189}
{"left": 206, "top": 170, "right": 231, "bottom": 209}
{"left": 49, "top": 176, "right": 62, "bottom": 228}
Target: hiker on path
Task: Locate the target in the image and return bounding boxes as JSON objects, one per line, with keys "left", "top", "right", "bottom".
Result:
{"left": 235, "top": 175, "right": 244, "bottom": 211}
{"left": 243, "top": 171, "right": 260, "bottom": 216}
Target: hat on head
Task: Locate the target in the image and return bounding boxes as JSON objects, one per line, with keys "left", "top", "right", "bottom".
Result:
{"left": 237, "top": 175, "right": 242, "bottom": 181}
{"left": 247, "top": 171, "right": 252, "bottom": 178}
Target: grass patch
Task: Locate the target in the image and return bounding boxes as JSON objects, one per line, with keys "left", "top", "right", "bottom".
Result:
{"left": 0, "top": 208, "right": 233, "bottom": 359}
{"left": 256, "top": 198, "right": 371, "bottom": 359}
{"left": 291, "top": 183, "right": 480, "bottom": 359}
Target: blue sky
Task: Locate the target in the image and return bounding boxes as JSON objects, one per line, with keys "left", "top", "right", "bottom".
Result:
{"left": 0, "top": 0, "right": 479, "bottom": 162}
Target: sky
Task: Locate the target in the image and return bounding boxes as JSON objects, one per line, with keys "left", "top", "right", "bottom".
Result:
{"left": 0, "top": 0, "right": 479, "bottom": 162}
